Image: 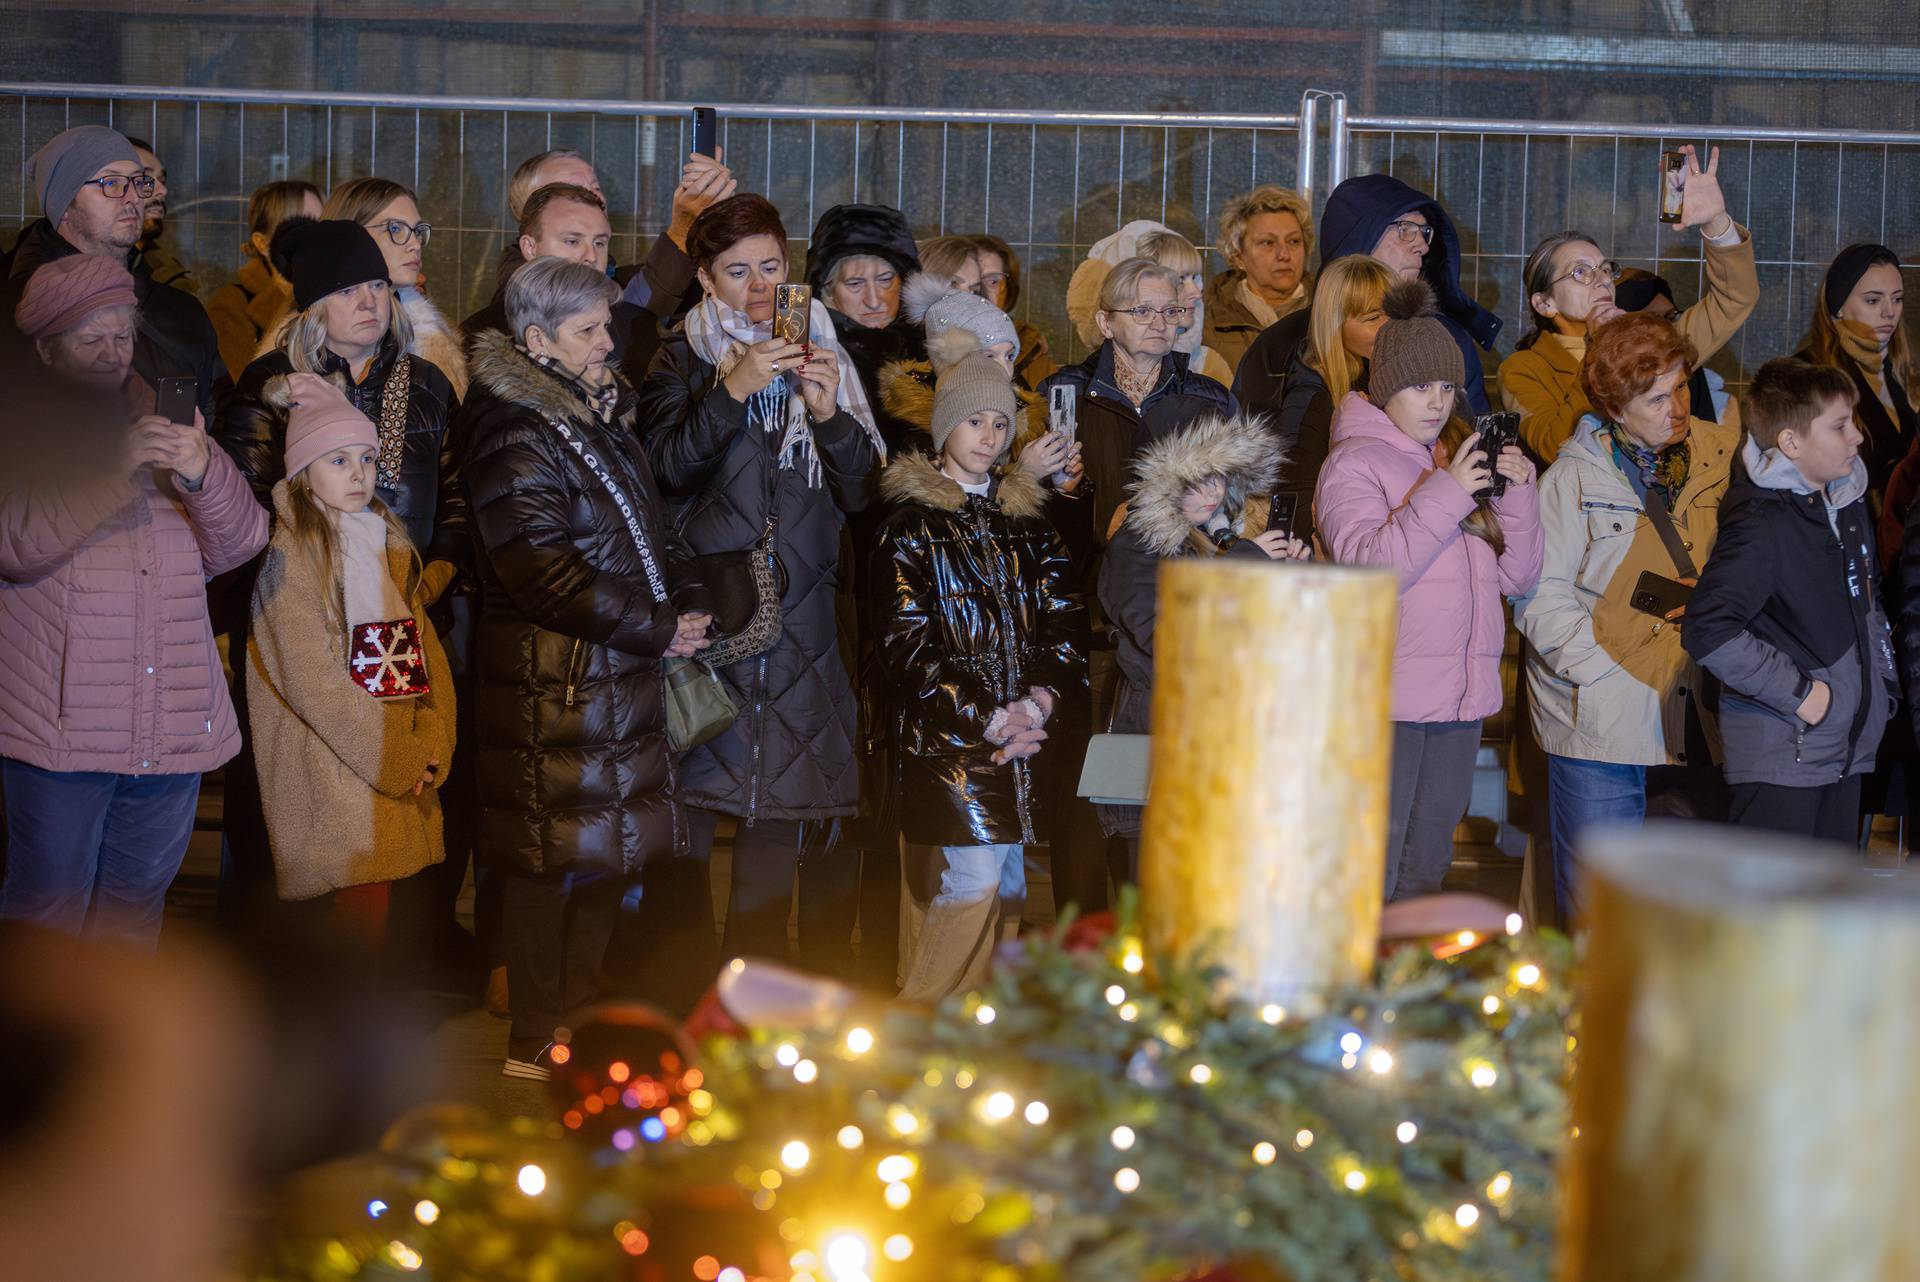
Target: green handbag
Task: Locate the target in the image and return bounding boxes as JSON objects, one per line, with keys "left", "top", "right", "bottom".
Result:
{"left": 663, "top": 657, "right": 738, "bottom": 753}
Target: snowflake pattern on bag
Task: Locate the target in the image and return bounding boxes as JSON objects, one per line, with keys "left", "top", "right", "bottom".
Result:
{"left": 348, "top": 616, "right": 430, "bottom": 699}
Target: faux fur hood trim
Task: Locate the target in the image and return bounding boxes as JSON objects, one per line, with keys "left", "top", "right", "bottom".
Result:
{"left": 1122, "top": 413, "right": 1284, "bottom": 556}
{"left": 255, "top": 289, "right": 470, "bottom": 398}
{"left": 878, "top": 358, "right": 1048, "bottom": 450}
{"left": 467, "top": 327, "right": 631, "bottom": 424}
{"left": 878, "top": 450, "right": 1050, "bottom": 522}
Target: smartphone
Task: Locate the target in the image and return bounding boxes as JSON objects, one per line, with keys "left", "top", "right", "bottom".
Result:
{"left": 1266, "top": 491, "right": 1299, "bottom": 537}
{"left": 773, "top": 283, "right": 812, "bottom": 344}
{"left": 1471, "top": 411, "right": 1520, "bottom": 499}
{"left": 1630, "top": 570, "right": 1693, "bottom": 619}
{"left": 154, "top": 376, "right": 197, "bottom": 426}
{"left": 1659, "top": 150, "right": 1687, "bottom": 224}
{"left": 691, "top": 107, "right": 719, "bottom": 160}
{"left": 1048, "top": 384, "right": 1078, "bottom": 445}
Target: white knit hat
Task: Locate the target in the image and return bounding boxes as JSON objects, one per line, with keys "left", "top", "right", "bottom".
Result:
{"left": 902, "top": 272, "right": 1018, "bottom": 374}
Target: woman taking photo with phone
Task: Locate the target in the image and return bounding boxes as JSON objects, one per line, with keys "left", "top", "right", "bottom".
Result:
{"left": 1512, "top": 312, "right": 1735, "bottom": 921}
{"left": 1499, "top": 145, "right": 1755, "bottom": 466}
{"left": 1315, "top": 281, "right": 1541, "bottom": 902}
{"left": 639, "top": 192, "right": 884, "bottom": 984}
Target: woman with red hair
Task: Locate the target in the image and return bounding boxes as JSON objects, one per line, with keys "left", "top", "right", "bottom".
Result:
{"left": 1512, "top": 312, "right": 1736, "bottom": 921}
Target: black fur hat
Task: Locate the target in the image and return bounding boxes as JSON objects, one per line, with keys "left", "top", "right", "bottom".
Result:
{"left": 804, "top": 203, "right": 920, "bottom": 297}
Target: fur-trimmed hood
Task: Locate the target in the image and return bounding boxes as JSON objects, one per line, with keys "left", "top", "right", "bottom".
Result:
{"left": 877, "top": 450, "right": 1050, "bottom": 522}
{"left": 1120, "top": 413, "right": 1284, "bottom": 556}
{"left": 256, "top": 287, "right": 470, "bottom": 398}
{"left": 879, "top": 355, "right": 1048, "bottom": 452}
{"left": 467, "top": 327, "right": 633, "bottom": 425}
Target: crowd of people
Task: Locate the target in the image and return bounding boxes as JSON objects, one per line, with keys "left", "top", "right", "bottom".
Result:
{"left": 2, "top": 121, "right": 1915, "bottom": 1078}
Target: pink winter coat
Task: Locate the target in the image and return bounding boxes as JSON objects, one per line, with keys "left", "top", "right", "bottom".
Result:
{"left": 1314, "top": 392, "right": 1543, "bottom": 723}
{"left": 0, "top": 408, "right": 269, "bottom": 775}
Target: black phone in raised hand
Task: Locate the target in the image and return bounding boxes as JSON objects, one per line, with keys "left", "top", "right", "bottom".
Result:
{"left": 154, "top": 376, "right": 197, "bottom": 426}
{"left": 1471, "top": 411, "right": 1520, "bottom": 499}
{"left": 691, "top": 107, "right": 719, "bottom": 159}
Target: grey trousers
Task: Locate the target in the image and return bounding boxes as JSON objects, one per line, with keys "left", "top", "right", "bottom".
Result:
{"left": 1384, "top": 719, "right": 1482, "bottom": 902}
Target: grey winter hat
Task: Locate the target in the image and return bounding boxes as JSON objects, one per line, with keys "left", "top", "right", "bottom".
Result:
{"left": 30, "top": 126, "right": 141, "bottom": 228}
{"left": 903, "top": 271, "right": 1018, "bottom": 373}
{"left": 930, "top": 350, "right": 1020, "bottom": 458}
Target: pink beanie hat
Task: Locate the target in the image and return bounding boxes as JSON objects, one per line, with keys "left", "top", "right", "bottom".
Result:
{"left": 283, "top": 373, "right": 378, "bottom": 480}
{"left": 14, "top": 255, "right": 139, "bottom": 339}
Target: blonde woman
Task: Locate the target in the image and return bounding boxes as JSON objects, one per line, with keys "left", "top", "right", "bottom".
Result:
{"left": 1203, "top": 184, "right": 1315, "bottom": 375}
{"left": 321, "top": 176, "right": 468, "bottom": 397}
{"left": 1063, "top": 221, "right": 1232, "bottom": 385}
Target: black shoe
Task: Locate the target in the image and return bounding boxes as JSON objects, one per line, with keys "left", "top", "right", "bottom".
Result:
{"left": 502, "top": 1040, "right": 556, "bottom": 1082}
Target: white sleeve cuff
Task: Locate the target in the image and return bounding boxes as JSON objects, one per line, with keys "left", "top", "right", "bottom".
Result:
{"left": 1702, "top": 219, "right": 1744, "bottom": 248}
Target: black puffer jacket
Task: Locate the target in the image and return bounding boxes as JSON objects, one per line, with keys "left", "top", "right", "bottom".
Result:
{"left": 872, "top": 455, "right": 1088, "bottom": 847}
{"left": 638, "top": 331, "right": 879, "bottom": 823}
{"left": 461, "top": 330, "right": 709, "bottom": 875}
{"left": 218, "top": 334, "right": 463, "bottom": 568}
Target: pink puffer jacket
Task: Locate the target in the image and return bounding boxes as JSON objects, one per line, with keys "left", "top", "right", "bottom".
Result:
{"left": 0, "top": 427, "right": 268, "bottom": 775}
{"left": 1315, "top": 392, "right": 1543, "bottom": 724}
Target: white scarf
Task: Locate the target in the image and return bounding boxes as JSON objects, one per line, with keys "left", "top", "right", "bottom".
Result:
{"left": 684, "top": 294, "right": 883, "bottom": 488}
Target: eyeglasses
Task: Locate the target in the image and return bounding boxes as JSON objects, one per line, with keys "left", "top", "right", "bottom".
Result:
{"left": 1108, "top": 304, "right": 1193, "bottom": 326}
{"left": 79, "top": 173, "right": 157, "bottom": 201}
{"left": 1384, "top": 219, "right": 1435, "bottom": 246}
{"left": 1553, "top": 259, "right": 1622, "bottom": 288}
{"left": 367, "top": 218, "right": 433, "bottom": 248}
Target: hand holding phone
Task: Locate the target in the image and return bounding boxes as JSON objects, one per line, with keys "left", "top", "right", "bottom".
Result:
{"left": 1659, "top": 150, "right": 1687, "bottom": 225}
{"left": 1047, "top": 384, "right": 1078, "bottom": 446}
{"left": 1629, "top": 570, "right": 1693, "bottom": 620}
{"left": 1471, "top": 412, "right": 1520, "bottom": 499}
{"left": 1266, "top": 490, "right": 1299, "bottom": 536}
{"left": 155, "top": 376, "right": 197, "bottom": 426}
{"left": 773, "top": 283, "right": 812, "bottom": 345}
{"left": 691, "top": 107, "right": 719, "bottom": 160}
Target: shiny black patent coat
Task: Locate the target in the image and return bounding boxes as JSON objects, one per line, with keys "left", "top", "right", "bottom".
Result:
{"left": 869, "top": 453, "right": 1088, "bottom": 847}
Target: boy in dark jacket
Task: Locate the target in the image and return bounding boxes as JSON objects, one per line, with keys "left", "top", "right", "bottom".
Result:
{"left": 872, "top": 351, "right": 1087, "bottom": 1002}
{"left": 1683, "top": 357, "right": 1897, "bottom": 843}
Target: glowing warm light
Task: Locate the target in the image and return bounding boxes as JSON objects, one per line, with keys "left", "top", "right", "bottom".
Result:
{"left": 883, "top": 1234, "right": 914, "bottom": 1261}
{"left": 1469, "top": 1062, "right": 1499, "bottom": 1089}
{"left": 760, "top": 1169, "right": 783, "bottom": 1190}
{"left": 975, "top": 1004, "right": 997, "bottom": 1026}
{"left": 388, "top": 1241, "right": 423, "bottom": 1271}
{"left": 1110, "top": 1125, "right": 1137, "bottom": 1150}
{"left": 413, "top": 1199, "right": 439, "bottom": 1225}
{"left": 876, "top": 1155, "right": 915, "bottom": 1183}
{"left": 718, "top": 1269, "right": 746, "bottom": 1282}
{"left": 1483, "top": 995, "right": 1503, "bottom": 1015}
{"left": 1105, "top": 985, "right": 1127, "bottom": 1006}
{"left": 1505, "top": 912, "right": 1524, "bottom": 936}
{"left": 1455, "top": 1203, "right": 1481, "bottom": 1229}
{"left": 781, "top": 1140, "right": 811, "bottom": 1171}
{"left": 1456, "top": 930, "right": 1478, "bottom": 948}
{"left": 1515, "top": 963, "right": 1543, "bottom": 988}
{"left": 1294, "top": 1129, "right": 1314, "bottom": 1150}
{"left": 794, "top": 1059, "right": 819, "bottom": 1084}
{"left": 368, "top": 1199, "right": 389, "bottom": 1218}
{"left": 823, "top": 1231, "right": 872, "bottom": 1280}
{"left": 845, "top": 1027, "right": 875, "bottom": 1055}
{"left": 1252, "top": 1141, "right": 1277, "bottom": 1165}
{"left": 689, "top": 1089, "right": 715, "bottom": 1113}
{"left": 1396, "top": 1121, "right": 1418, "bottom": 1143}
{"left": 729, "top": 957, "right": 747, "bottom": 974}
{"left": 884, "top": 1180, "right": 912, "bottom": 1208}
{"left": 608, "top": 1061, "right": 631, "bottom": 1083}
{"left": 1487, "top": 1172, "right": 1513, "bottom": 1199}
{"left": 1341, "top": 1053, "right": 1359, "bottom": 1070}
{"left": 1368, "top": 1049, "right": 1394, "bottom": 1075}
{"left": 516, "top": 1164, "right": 547, "bottom": 1196}
{"left": 982, "top": 1091, "right": 1017, "bottom": 1121}
{"left": 953, "top": 1069, "right": 975, "bottom": 1089}
{"left": 1260, "top": 1004, "right": 1286, "bottom": 1024}
{"left": 1344, "top": 1169, "right": 1369, "bottom": 1192}
{"left": 549, "top": 1044, "right": 571, "bottom": 1065}
{"left": 775, "top": 1043, "right": 801, "bottom": 1067}
{"left": 693, "top": 1255, "right": 721, "bottom": 1281}
{"left": 1189, "top": 1063, "right": 1214, "bottom": 1085}
{"left": 1118, "top": 1002, "right": 1140, "bottom": 1022}
{"left": 888, "top": 1106, "right": 919, "bottom": 1135}
{"left": 1114, "top": 1167, "right": 1141, "bottom": 1193}
{"left": 1121, "top": 944, "right": 1144, "bottom": 974}
{"left": 837, "top": 1125, "right": 865, "bottom": 1150}
{"left": 1024, "top": 1100, "right": 1051, "bottom": 1124}
{"left": 619, "top": 1226, "right": 650, "bottom": 1255}
{"left": 1339, "top": 1032, "right": 1363, "bottom": 1054}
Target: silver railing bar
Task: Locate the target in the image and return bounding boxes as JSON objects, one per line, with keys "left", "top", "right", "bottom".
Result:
{"left": 0, "top": 83, "right": 1302, "bottom": 131}
{"left": 1342, "top": 113, "right": 1920, "bottom": 147}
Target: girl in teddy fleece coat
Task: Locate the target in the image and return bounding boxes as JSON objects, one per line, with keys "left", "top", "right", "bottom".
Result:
{"left": 245, "top": 373, "right": 454, "bottom": 940}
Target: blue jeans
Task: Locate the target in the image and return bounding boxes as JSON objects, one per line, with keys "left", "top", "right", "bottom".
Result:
{"left": 939, "top": 843, "right": 1028, "bottom": 905}
{"left": 0, "top": 759, "right": 202, "bottom": 946}
{"left": 897, "top": 844, "right": 1025, "bottom": 1003}
{"left": 1545, "top": 755, "right": 1647, "bottom": 923}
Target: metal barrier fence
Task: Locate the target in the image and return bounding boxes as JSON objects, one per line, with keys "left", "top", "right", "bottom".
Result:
{"left": 0, "top": 84, "right": 1304, "bottom": 364}
{"left": 5, "top": 82, "right": 1919, "bottom": 376}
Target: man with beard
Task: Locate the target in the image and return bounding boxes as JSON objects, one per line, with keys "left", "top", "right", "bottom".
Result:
{"left": 126, "top": 136, "right": 197, "bottom": 294}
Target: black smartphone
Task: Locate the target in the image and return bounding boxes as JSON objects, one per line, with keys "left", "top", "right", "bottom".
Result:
{"left": 1266, "top": 491, "right": 1299, "bottom": 537}
{"left": 691, "top": 107, "right": 719, "bottom": 159}
{"left": 1630, "top": 570, "right": 1693, "bottom": 619}
{"left": 1472, "top": 411, "right": 1519, "bottom": 499}
{"left": 154, "top": 376, "right": 197, "bottom": 426}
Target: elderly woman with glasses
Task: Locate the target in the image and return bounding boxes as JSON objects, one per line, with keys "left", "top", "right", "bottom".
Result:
{"left": 1500, "top": 145, "right": 1756, "bottom": 466}
{"left": 321, "top": 177, "right": 469, "bottom": 397}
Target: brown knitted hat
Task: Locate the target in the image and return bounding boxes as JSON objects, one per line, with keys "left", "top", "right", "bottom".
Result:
{"left": 931, "top": 349, "right": 1020, "bottom": 458}
{"left": 1367, "top": 279, "right": 1465, "bottom": 407}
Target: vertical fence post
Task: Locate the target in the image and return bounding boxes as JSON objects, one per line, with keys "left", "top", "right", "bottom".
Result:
{"left": 1328, "top": 92, "right": 1348, "bottom": 188}
{"left": 1296, "top": 91, "right": 1319, "bottom": 207}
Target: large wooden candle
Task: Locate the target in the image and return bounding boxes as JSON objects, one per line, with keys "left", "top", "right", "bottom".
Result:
{"left": 1562, "top": 823, "right": 1920, "bottom": 1282}
{"left": 1139, "top": 559, "right": 1398, "bottom": 1011}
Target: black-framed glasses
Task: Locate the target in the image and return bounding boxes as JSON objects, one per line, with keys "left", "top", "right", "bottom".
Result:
{"left": 1108, "top": 304, "right": 1193, "bottom": 326}
{"left": 79, "top": 173, "right": 157, "bottom": 201}
{"left": 367, "top": 218, "right": 433, "bottom": 248}
{"left": 1384, "top": 219, "right": 1435, "bottom": 245}
{"left": 1552, "top": 259, "right": 1622, "bottom": 288}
